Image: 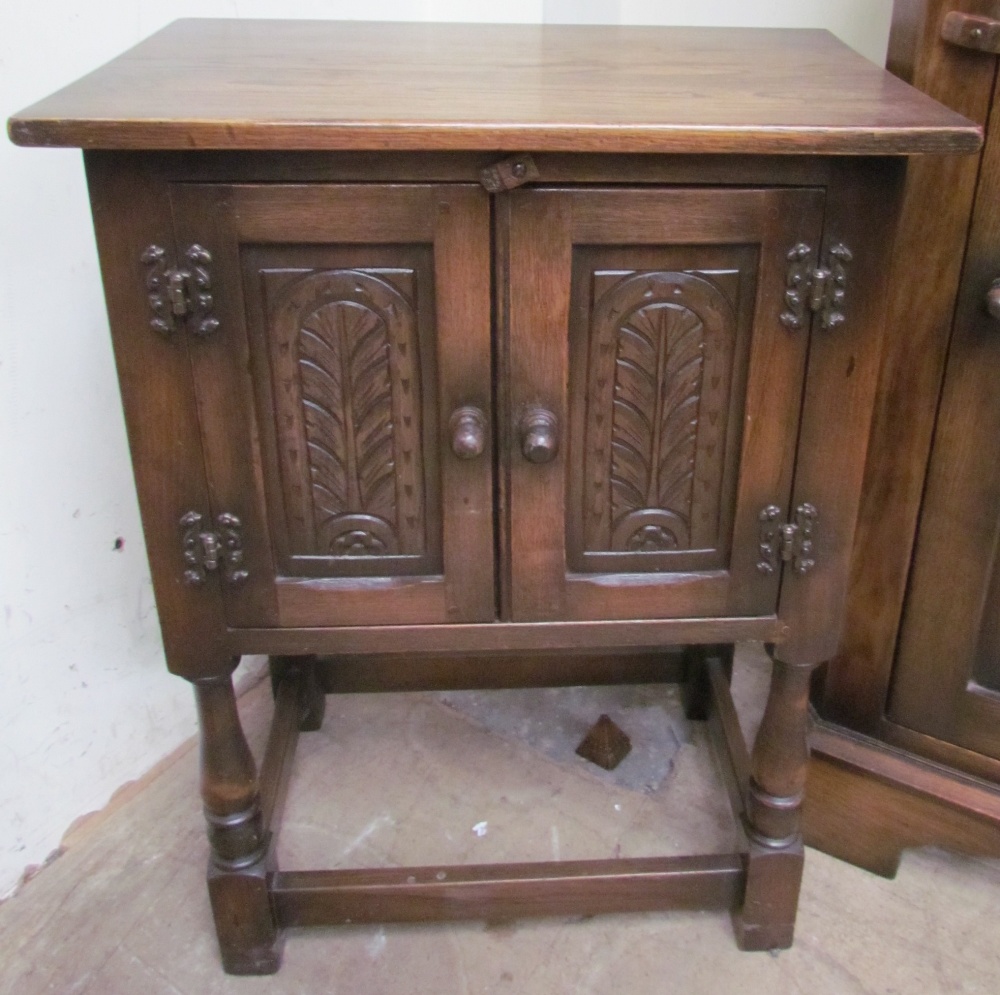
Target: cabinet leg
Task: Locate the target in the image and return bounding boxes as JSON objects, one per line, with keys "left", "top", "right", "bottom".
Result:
{"left": 734, "top": 646, "right": 816, "bottom": 951}
{"left": 193, "top": 667, "right": 281, "bottom": 975}
{"left": 682, "top": 643, "right": 734, "bottom": 721}
{"left": 270, "top": 655, "right": 326, "bottom": 732}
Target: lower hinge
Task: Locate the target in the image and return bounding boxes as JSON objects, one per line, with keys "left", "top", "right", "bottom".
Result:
{"left": 757, "top": 504, "right": 818, "bottom": 576}
{"left": 780, "top": 242, "right": 852, "bottom": 331}
{"left": 180, "top": 511, "right": 249, "bottom": 586}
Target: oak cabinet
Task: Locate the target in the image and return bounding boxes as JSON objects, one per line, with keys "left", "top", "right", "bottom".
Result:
{"left": 9, "top": 18, "right": 977, "bottom": 974}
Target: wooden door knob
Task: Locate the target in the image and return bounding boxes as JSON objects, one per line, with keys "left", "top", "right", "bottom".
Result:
{"left": 519, "top": 408, "right": 559, "bottom": 464}
{"left": 987, "top": 279, "right": 1000, "bottom": 321}
{"left": 449, "top": 406, "right": 487, "bottom": 459}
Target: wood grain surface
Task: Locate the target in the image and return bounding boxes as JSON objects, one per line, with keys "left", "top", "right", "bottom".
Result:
{"left": 8, "top": 20, "right": 980, "bottom": 154}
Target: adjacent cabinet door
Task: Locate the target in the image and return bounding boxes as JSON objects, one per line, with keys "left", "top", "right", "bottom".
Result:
{"left": 169, "top": 183, "right": 495, "bottom": 628}
{"left": 502, "top": 187, "right": 825, "bottom": 622}
{"left": 888, "top": 98, "right": 1000, "bottom": 762}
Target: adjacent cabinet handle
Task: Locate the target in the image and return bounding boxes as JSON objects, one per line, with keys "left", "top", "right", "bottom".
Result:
{"left": 942, "top": 11, "right": 1000, "bottom": 54}
{"left": 987, "top": 279, "right": 1000, "bottom": 322}
{"left": 449, "top": 406, "right": 488, "bottom": 460}
{"left": 519, "top": 408, "right": 559, "bottom": 464}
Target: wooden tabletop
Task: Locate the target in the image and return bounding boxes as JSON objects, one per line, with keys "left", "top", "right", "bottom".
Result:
{"left": 7, "top": 20, "right": 980, "bottom": 155}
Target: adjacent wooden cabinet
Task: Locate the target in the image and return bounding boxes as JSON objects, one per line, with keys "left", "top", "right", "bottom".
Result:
{"left": 805, "top": 0, "right": 1000, "bottom": 876}
{"left": 9, "top": 19, "right": 978, "bottom": 974}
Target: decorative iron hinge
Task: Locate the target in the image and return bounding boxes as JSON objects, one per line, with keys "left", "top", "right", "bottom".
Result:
{"left": 779, "top": 242, "right": 853, "bottom": 331}
{"left": 757, "top": 503, "right": 818, "bottom": 576}
{"left": 141, "top": 244, "right": 220, "bottom": 338}
{"left": 180, "top": 511, "right": 249, "bottom": 586}
{"left": 479, "top": 153, "right": 539, "bottom": 192}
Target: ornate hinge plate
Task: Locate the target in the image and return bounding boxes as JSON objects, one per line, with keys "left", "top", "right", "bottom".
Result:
{"left": 141, "top": 243, "right": 220, "bottom": 338}
{"left": 757, "top": 503, "right": 818, "bottom": 576}
{"left": 779, "top": 242, "right": 853, "bottom": 331}
{"left": 180, "top": 511, "right": 249, "bottom": 586}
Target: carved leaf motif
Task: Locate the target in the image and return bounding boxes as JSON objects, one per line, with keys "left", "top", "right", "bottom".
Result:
{"left": 652, "top": 307, "right": 702, "bottom": 511}
{"left": 610, "top": 325, "right": 658, "bottom": 514}
{"left": 610, "top": 302, "right": 704, "bottom": 544}
{"left": 299, "top": 299, "right": 396, "bottom": 547}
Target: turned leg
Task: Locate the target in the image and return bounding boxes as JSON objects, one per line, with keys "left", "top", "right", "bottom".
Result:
{"left": 734, "top": 646, "right": 817, "bottom": 951}
{"left": 269, "top": 655, "right": 326, "bottom": 731}
{"left": 192, "top": 664, "right": 281, "bottom": 974}
{"left": 682, "top": 643, "right": 734, "bottom": 721}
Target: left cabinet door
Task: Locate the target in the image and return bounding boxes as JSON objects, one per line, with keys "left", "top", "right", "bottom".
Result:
{"left": 168, "top": 183, "right": 495, "bottom": 627}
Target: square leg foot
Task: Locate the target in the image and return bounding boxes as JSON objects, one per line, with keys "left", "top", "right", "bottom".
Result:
{"left": 733, "top": 841, "right": 803, "bottom": 952}
{"left": 733, "top": 917, "right": 795, "bottom": 952}
{"left": 208, "top": 859, "right": 282, "bottom": 976}
{"left": 220, "top": 940, "right": 284, "bottom": 976}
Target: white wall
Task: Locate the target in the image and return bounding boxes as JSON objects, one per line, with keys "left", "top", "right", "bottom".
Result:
{"left": 0, "top": 0, "right": 892, "bottom": 899}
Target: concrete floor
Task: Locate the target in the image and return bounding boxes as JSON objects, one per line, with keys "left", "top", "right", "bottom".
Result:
{"left": 2, "top": 647, "right": 999, "bottom": 994}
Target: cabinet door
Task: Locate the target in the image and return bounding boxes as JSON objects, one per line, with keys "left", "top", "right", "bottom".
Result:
{"left": 169, "top": 184, "right": 494, "bottom": 627}
{"left": 888, "top": 85, "right": 1000, "bottom": 762}
{"left": 503, "top": 187, "right": 823, "bottom": 622}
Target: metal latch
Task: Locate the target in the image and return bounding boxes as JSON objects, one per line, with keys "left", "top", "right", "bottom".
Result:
{"left": 757, "top": 504, "right": 818, "bottom": 576}
{"left": 180, "top": 511, "right": 249, "bottom": 586}
{"left": 141, "top": 243, "right": 220, "bottom": 338}
{"left": 779, "top": 242, "right": 852, "bottom": 331}
{"left": 480, "top": 153, "right": 540, "bottom": 192}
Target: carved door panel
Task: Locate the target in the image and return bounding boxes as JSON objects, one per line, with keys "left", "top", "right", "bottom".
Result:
{"left": 503, "top": 187, "right": 824, "bottom": 622}
{"left": 169, "top": 184, "right": 494, "bottom": 627}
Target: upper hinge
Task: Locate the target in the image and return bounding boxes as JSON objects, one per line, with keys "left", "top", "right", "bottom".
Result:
{"left": 141, "top": 243, "right": 220, "bottom": 339}
{"left": 479, "top": 153, "right": 539, "bottom": 192}
{"left": 779, "top": 242, "right": 853, "bottom": 331}
{"left": 757, "top": 504, "right": 818, "bottom": 577}
{"left": 180, "top": 510, "right": 249, "bottom": 587}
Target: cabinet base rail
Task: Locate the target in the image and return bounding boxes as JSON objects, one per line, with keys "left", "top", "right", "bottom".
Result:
{"left": 272, "top": 855, "right": 744, "bottom": 927}
{"left": 200, "top": 646, "right": 811, "bottom": 973}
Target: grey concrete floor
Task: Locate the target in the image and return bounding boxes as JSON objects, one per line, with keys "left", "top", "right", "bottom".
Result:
{"left": 2, "top": 647, "right": 998, "bottom": 994}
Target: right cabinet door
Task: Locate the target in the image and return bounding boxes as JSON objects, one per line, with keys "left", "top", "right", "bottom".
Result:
{"left": 502, "top": 186, "right": 825, "bottom": 622}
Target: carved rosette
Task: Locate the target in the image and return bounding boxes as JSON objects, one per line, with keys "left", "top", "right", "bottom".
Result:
{"left": 582, "top": 270, "right": 735, "bottom": 557}
{"left": 266, "top": 268, "right": 424, "bottom": 560}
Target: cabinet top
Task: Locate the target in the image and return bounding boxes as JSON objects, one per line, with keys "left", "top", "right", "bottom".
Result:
{"left": 7, "top": 19, "right": 980, "bottom": 156}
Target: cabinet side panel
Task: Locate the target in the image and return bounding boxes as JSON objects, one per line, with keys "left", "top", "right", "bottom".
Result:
{"left": 84, "top": 152, "right": 227, "bottom": 678}
{"left": 777, "top": 159, "right": 906, "bottom": 666}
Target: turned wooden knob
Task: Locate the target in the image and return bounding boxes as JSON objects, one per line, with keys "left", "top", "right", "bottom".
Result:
{"left": 987, "top": 280, "right": 1000, "bottom": 321}
{"left": 519, "top": 408, "right": 559, "bottom": 464}
{"left": 449, "top": 406, "right": 487, "bottom": 459}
